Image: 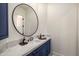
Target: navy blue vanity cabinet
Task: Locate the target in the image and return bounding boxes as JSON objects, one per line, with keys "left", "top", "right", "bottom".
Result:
{"left": 27, "top": 39, "right": 51, "bottom": 56}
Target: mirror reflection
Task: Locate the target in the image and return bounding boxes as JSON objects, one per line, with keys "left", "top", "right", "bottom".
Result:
{"left": 12, "top": 4, "right": 39, "bottom": 37}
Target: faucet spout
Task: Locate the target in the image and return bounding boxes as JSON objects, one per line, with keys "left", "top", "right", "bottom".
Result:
{"left": 19, "top": 37, "right": 28, "bottom": 46}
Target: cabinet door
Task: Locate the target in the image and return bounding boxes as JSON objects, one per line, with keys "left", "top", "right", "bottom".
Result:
{"left": 27, "top": 39, "right": 51, "bottom": 56}
{"left": 41, "top": 39, "right": 51, "bottom": 56}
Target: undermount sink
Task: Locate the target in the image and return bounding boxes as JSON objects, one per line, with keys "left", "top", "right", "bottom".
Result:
{"left": 33, "top": 39, "right": 41, "bottom": 42}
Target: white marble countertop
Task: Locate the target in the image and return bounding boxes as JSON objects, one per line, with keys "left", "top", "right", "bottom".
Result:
{"left": 0, "top": 37, "right": 51, "bottom": 56}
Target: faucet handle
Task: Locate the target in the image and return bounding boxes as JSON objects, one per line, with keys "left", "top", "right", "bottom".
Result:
{"left": 29, "top": 37, "right": 34, "bottom": 41}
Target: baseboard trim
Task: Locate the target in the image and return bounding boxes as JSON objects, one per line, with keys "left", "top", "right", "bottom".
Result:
{"left": 53, "top": 51, "right": 64, "bottom": 56}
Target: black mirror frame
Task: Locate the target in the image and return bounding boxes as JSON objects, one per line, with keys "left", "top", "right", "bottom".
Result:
{"left": 12, "top": 3, "right": 39, "bottom": 37}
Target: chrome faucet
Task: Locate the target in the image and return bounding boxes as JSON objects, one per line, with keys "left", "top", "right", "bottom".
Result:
{"left": 19, "top": 37, "right": 34, "bottom": 46}
{"left": 19, "top": 37, "right": 28, "bottom": 46}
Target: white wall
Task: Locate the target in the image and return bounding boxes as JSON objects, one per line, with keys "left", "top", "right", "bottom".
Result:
{"left": 77, "top": 4, "right": 79, "bottom": 56}
{"left": 47, "top": 4, "right": 77, "bottom": 56}
{"left": 36, "top": 4, "right": 48, "bottom": 35}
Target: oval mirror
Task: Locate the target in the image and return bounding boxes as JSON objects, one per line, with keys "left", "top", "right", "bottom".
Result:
{"left": 12, "top": 4, "right": 39, "bottom": 37}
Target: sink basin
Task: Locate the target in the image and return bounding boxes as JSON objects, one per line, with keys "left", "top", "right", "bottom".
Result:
{"left": 33, "top": 40, "right": 41, "bottom": 42}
